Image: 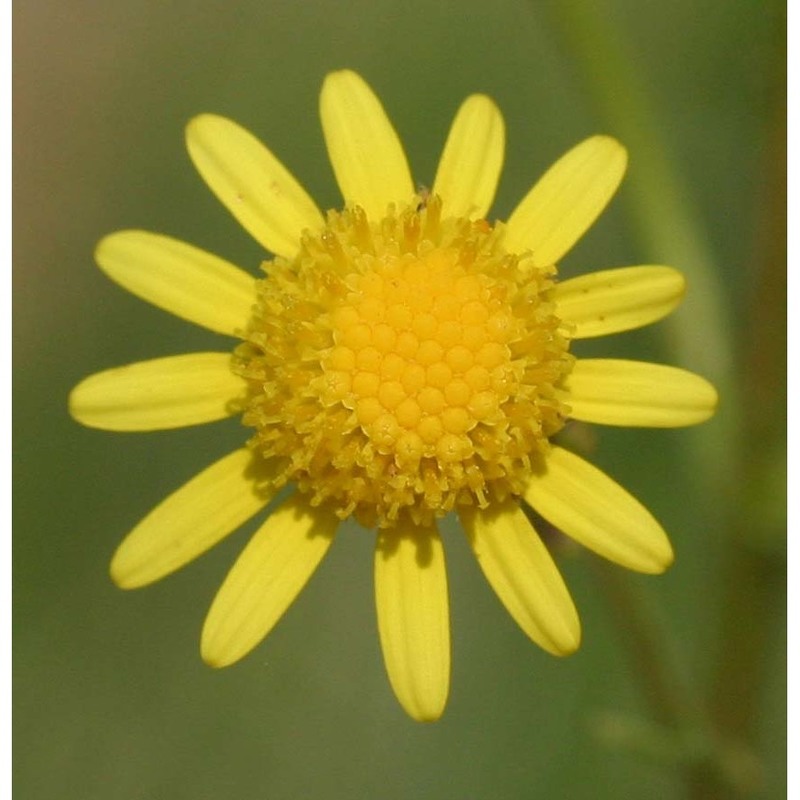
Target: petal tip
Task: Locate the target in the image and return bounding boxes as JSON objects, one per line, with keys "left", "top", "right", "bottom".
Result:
{"left": 393, "top": 680, "right": 449, "bottom": 723}
{"left": 587, "top": 134, "right": 629, "bottom": 185}
{"left": 651, "top": 539, "right": 676, "bottom": 574}
{"left": 93, "top": 229, "right": 154, "bottom": 278}
{"left": 705, "top": 382, "right": 721, "bottom": 414}
{"left": 66, "top": 384, "right": 81, "bottom": 419}
{"left": 185, "top": 112, "right": 220, "bottom": 135}
{"left": 320, "top": 68, "right": 366, "bottom": 102}
{"left": 199, "top": 644, "right": 230, "bottom": 670}
{"left": 558, "top": 626, "right": 582, "bottom": 656}
{"left": 109, "top": 552, "right": 140, "bottom": 590}
{"left": 324, "top": 67, "right": 364, "bottom": 82}
{"left": 200, "top": 628, "right": 237, "bottom": 669}
{"left": 662, "top": 266, "right": 688, "bottom": 300}
{"left": 184, "top": 113, "right": 236, "bottom": 156}
{"left": 407, "top": 703, "right": 447, "bottom": 723}
{"left": 684, "top": 376, "right": 720, "bottom": 426}
{"left": 634, "top": 533, "right": 675, "bottom": 575}
{"left": 466, "top": 92, "right": 501, "bottom": 112}
{"left": 67, "top": 380, "right": 96, "bottom": 428}
{"left": 550, "top": 611, "right": 582, "bottom": 656}
{"left": 93, "top": 231, "right": 120, "bottom": 264}
{"left": 184, "top": 113, "right": 208, "bottom": 144}
{"left": 593, "top": 134, "right": 628, "bottom": 162}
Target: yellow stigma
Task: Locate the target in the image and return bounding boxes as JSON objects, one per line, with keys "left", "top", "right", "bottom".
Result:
{"left": 235, "top": 196, "right": 573, "bottom": 528}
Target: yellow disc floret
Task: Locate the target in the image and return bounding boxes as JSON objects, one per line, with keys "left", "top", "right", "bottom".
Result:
{"left": 235, "top": 196, "right": 573, "bottom": 528}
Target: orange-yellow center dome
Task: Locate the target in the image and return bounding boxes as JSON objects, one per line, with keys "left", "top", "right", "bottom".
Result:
{"left": 235, "top": 196, "right": 573, "bottom": 528}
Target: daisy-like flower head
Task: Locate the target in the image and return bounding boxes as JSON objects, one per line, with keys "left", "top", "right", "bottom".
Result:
{"left": 70, "top": 70, "right": 717, "bottom": 722}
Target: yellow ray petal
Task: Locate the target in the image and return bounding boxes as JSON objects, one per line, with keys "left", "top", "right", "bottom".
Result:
{"left": 552, "top": 265, "right": 685, "bottom": 339}
{"left": 374, "top": 522, "right": 450, "bottom": 722}
{"left": 186, "top": 114, "right": 324, "bottom": 258}
{"left": 69, "top": 353, "right": 246, "bottom": 431}
{"left": 111, "top": 448, "right": 273, "bottom": 589}
{"left": 562, "top": 359, "right": 719, "bottom": 427}
{"left": 524, "top": 446, "right": 673, "bottom": 574}
{"left": 201, "top": 495, "right": 338, "bottom": 668}
{"left": 320, "top": 70, "right": 414, "bottom": 219}
{"left": 459, "top": 502, "right": 580, "bottom": 656}
{"left": 431, "top": 94, "right": 505, "bottom": 219}
{"left": 96, "top": 231, "right": 256, "bottom": 336}
{"left": 504, "top": 136, "right": 627, "bottom": 265}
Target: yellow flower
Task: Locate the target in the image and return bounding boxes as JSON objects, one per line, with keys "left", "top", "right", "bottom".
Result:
{"left": 69, "top": 70, "right": 717, "bottom": 722}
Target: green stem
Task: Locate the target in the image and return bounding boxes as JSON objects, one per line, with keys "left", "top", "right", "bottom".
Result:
{"left": 702, "top": 24, "right": 786, "bottom": 791}
{"left": 542, "top": 0, "right": 742, "bottom": 495}
{"left": 539, "top": 2, "right": 786, "bottom": 797}
{"left": 591, "top": 562, "right": 763, "bottom": 799}
{"left": 590, "top": 562, "right": 698, "bottom": 729}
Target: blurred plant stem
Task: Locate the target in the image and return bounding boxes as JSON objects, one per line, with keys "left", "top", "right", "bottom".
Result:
{"left": 542, "top": 1, "right": 786, "bottom": 798}
{"left": 708, "top": 18, "right": 786, "bottom": 781}
{"left": 591, "top": 562, "right": 763, "bottom": 798}
{"left": 543, "top": 0, "right": 740, "bottom": 498}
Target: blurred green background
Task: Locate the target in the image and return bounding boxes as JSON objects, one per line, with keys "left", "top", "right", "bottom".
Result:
{"left": 14, "top": 1, "right": 786, "bottom": 798}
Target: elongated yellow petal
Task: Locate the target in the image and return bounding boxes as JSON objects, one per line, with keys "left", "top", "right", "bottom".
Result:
{"left": 504, "top": 136, "right": 627, "bottom": 265}
{"left": 553, "top": 265, "right": 685, "bottom": 338}
{"left": 186, "top": 114, "right": 324, "bottom": 257}
{"left": 320, "top": 70, "right": 414, "bottom": 219}
{"left": 201, "top": 495, "right": 338, "bottom": 668}
{"left": 563, "top": 359, "right": 719, "bottom": 427}
{"left": 96, "top": 231, "right": 256, "bottom": 336}
{"left": 432, "top": 94, "right": 505, "bottom": 219}
{"left": 69, "top": 353, "right": 246, "bottom": 431}
{"left": 374, "top": 523, "right": 450, "bottom": 722}
{"left": 524, "top": 446, "right": 673, "bottom": 573}
{"left": 459, "top": 502, "right": 580, "bottom": 656}
{"left": 111, "top": 448, "right": 273, "bottom": 588}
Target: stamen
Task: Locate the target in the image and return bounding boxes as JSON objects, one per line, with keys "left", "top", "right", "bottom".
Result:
{"left": 235, "top": 198, "right": 573, "bottom": 528}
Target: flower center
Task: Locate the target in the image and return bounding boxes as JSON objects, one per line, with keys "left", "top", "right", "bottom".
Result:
{"left": 235, "top": 196, "right": 573, "bottom": 529}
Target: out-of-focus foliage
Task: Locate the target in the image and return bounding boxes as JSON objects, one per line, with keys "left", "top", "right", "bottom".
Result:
{"left": 14, "top": 1, "right": 785, "bottom": 798}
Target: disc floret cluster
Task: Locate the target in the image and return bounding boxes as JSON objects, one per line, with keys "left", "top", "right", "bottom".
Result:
{"left": 236, "top": 196, "right": 572, "bottom": 529}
